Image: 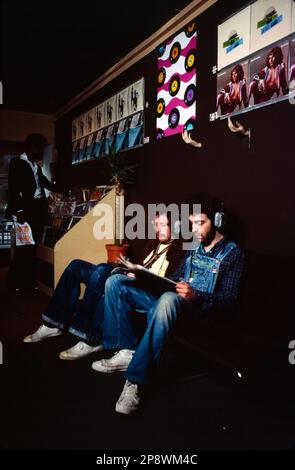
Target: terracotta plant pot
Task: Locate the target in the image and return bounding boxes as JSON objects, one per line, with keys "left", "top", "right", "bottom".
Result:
{"left": 105, "top": 243, "right": 129, "bottom": 264}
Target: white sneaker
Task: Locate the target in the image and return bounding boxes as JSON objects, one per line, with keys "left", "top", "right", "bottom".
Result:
{"left": 91, "top": 349, "right": 134, "bottom": 373}
{"left": 115, "top": 380, "right": 141, "bottom": 415}
{"left": 59, "top": 341, "right": 103, "bottom": 360}
{"left": 23, "top": 324, "right": 63, "bottom": 343}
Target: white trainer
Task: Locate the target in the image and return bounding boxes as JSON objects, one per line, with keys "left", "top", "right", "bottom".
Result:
{"left": 23, "top": 324, "right": 63, "bottom": 343}
{"left": 91, "top": 349, "right": 134, "bottom": 373}
{"left": 59, "top": 341, "right": 103, "bottom": 360}
{"left": 115, "top": 380, "right": 141, "bottom": 415}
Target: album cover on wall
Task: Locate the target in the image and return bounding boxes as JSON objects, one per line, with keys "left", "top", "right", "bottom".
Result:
{"left": 248, "top": 37, "right": 289, "bottom": 106}
{"left": 216, "top": 59, "right": 250, "bottom": 116}
{"left": 116, "top": 88, "right": 129, "bottom": 119}
{"left": 94, "top": 103, "right": 105, "bottom": 131}
{"left": 289, "top": 33, "right": 295, "bottom": 85}
{"left": 115, "top": 117, "right": 129, "bottom": 153}
{"left": 86, "top": 109, "right": 94, "bottom": 135}
{"left": 104, "top": 96, "right": 117, "bottom": 126}
{"left": 104, "top": 124, "right": 117, "bottom": 155}
{"left": 85, "top": 133, "right": 96, "bottom": 160}
{"left": 92, "top": 129, "right": 106, "bottom": 158}
{"left": 72, "top": 140, "right": 80, "bottom": 164}
{"left": 250, "top": 0, "right": 293, "bottom": 54}
{"left": 217, "top": 6, "right": 251, "bottom": 71}
{"left": 128, "top": 78, "right": 144, "bottom": 114}
{"left": 127, "top": 111, "right": 143, "bottom": 148}
{"left": 156, "top": 22, "right": 197, "bottom": 139}
{"left": 78, "top": 137, "right": 87, "bottom": 162}
{"left": 72, "top": 120, "right": 78, "bottom": 141}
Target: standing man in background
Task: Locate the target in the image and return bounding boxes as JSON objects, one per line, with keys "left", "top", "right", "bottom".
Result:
{"left": 5, "top": 133, "right": 57, "bottom": 291}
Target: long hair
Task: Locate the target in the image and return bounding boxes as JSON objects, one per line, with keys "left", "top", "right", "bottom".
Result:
{"left": 231, "top": 64, "right": 244, "bottom": 82}
{"left": 267, "top": 46, "right": 284, "bottom": 67}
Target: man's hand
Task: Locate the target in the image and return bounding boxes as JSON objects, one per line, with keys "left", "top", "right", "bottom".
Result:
{"left": 176, "top": 281, "right": 196, "bottom": 300}
{"left": 127, "top": 273, "right": 136, "bottom": 278}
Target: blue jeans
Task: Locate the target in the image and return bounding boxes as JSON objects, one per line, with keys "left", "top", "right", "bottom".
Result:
{"left": 42, "top": 259, "right": 113, "bottom": 344}
{"left": 103, "top": 274, "right": 191, "bottom": 384}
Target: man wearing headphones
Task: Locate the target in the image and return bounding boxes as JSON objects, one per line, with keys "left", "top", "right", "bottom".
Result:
{"left": 92, "top": 196, "right": 245, "bottom": 415}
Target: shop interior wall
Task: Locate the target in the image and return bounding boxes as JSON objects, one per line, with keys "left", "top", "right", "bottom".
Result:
{"left": 55, "top": 0, "right": 295, "bottom": 335}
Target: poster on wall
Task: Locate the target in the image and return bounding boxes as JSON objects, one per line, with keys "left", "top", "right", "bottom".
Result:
{"left": 249, "top": 37, "right": 289, "bottom": 105}
{"left": 86, "top": 109, "right": 94, "bottom": 135}
{"left": 216, "top": 59, "right": 250, "bottom": 115}
{"left": 127, "top": 111, "right": 144, "bottom": 149}
{"left": 216, "top": 0, "right": 294, "bottom": 118}
{"left": 94, "top": 103, "right": 105, "bottom": 131}
{"left": 72, "top": 120, "right": 78, "bottom": 141}
{"left": 104, "top": 124, "right": 117, "bottom": 155}
{"left": 250, "top": 0, "right": 293, "bottom": 54}
{"left": 104, "top": 96, "right": 117, "bottom": 126}
{"left": 92, "top": 129, "right": 106, "bottom": 158}
{"left": 78, "top": 137, "right": 87, "bottom": 162}
{"left": 156, "top": 22, "right": 197, "bottom": 140}
{"left": 115, "top": 117, "right": 129, "bottom": 153}
{"left": 128, "top": 78, "right": 144, "bottom": 114}
{"left": 217, "top": 6, "right": 251, "bottom": 71}
{"left": 71, "top": 140, "right": 80, "bottom": 164}
{"left": 77, "top": 115, "right": 86, "bottom": 138}
{"left": 85, "top": 133, "right": 96, "bottom": 160}
{"left": 116, "top": 88, "right": 129, "bottom": 120}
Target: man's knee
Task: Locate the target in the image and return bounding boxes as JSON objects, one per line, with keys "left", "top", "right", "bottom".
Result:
{"left": 155, "top": 291, "right": 182, "bottom": 320}
{"left": 66, "top": 259, "right": 84, "bottom": 273}
{"left": 105, "top": 273, "right": 126, "bottom": 292}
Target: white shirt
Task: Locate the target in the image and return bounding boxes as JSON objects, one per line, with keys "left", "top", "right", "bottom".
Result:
{"left": 143, "top": 243, "right": 170, "bottom": 277}
{"left": 20, "top": 153, "right": 43, "bottom": 199}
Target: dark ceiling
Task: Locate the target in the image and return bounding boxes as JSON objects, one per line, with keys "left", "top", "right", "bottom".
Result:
{"left": 0, "top": 0, "right": 193, "bottom": 115}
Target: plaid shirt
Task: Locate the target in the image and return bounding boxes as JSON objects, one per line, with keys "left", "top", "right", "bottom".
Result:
{"left": 169, "top": 238, "right": 245, "bottom": 314}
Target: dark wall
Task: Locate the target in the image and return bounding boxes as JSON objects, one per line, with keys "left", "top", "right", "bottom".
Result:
{"left": 55, "top": 0, "right": 295, "bottom": 260}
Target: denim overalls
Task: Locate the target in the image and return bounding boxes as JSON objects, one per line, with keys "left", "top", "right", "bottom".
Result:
{"left": 182, "top": 241, "right": 237, "bottom": 294}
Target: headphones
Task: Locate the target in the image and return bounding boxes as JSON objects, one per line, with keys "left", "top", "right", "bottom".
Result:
{"left": 214, "top": 203, "right": 225, "bottom": 228}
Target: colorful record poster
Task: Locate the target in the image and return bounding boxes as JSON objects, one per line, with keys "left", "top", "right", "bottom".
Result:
{"left": 250, "top": 0, "right": 293, "bottom": 55}
{"left": 216, "top": 59, "right": 250, "bottom": 115}
{"left": 217, "top": 6, "right": 251, "bottom": 71}
{"left": 128, "top": 78, "right": 144, "bottom": 114}
{"left": 104, "top": 96, "right": 117, "bottom": 126}
{"left": 156, "top": 22, "right": 197, "bottom": 140}
{"left": 94, "top": 103, "right": 105, "bottom": 131}
{"left": 116, "top": 87, "right": 129, "bottom": 120}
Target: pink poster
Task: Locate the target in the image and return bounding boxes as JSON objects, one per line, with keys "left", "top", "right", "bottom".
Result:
{"left": 156, "top": 22, "right": 197, "bottom": 139}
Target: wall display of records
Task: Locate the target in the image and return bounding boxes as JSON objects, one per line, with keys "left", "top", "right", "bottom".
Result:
{"left": 156, "top": 22, "right": 197, "bottom": 140}
{"left": 216, "top": 0, "right": 295, "bottom": 119}
{"left": 71, "top": 78, "right": 144, "bottom": 165}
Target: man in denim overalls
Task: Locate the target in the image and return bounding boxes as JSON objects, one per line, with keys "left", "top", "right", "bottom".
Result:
{"left": 93, "top": 196, "right": 245, "bottom": 414}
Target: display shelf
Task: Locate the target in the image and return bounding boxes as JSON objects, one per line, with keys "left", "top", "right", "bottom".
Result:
{"left": 37, "top": 186, "right": 116, "bottom": 293}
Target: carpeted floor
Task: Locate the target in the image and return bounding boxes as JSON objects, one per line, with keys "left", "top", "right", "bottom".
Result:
{"left": 0, "top": 267, "right": 294, "bottom": 450}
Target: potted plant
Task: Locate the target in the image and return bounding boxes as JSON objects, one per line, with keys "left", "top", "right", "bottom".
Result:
{"left": 103, "top": 149, "right": 137, "bottom": 263}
